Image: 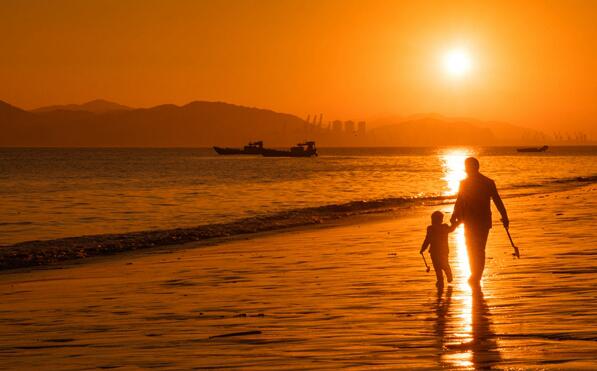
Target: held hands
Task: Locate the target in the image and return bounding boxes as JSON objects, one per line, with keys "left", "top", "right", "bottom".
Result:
{"left": 448, "top": 218, "right": 461, "bottom": 232}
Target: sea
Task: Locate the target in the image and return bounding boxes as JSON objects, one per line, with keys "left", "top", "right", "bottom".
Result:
{"left": 1, "top": 146, "right": 596, "bottom": 246}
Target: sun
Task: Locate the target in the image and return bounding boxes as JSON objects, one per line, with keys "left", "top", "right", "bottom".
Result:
{"left": 442, "top": 48, "right": 473, "bottom": 78}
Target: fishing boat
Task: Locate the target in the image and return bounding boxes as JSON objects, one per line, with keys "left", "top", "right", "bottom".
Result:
{"left": 213, "top": 141, "right": 264, "bottom": 155}
{"left": 516, "top": 145, "right": 548, "bottom": 153}
{"left": 261, "top": 141, "right": 317, "bottom": 157}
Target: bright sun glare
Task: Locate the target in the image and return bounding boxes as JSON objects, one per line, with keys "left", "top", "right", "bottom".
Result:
{"left": 440, "top": 149, "right": 474, "bottom": 367}
{"left": 442, "top": 49, "right": 473, "bottom": 78}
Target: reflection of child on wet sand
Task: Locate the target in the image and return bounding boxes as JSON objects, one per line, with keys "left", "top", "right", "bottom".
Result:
{"left": 420, "top": 211, "right": 458, "bottom": 289}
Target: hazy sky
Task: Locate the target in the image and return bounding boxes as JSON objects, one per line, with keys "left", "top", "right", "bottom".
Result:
{"left": 2, "top": 0, "right": 596, "bottom": 132}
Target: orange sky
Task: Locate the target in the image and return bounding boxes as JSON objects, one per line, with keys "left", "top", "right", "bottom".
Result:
{"left": 1, "top": 0, "right": 596, "bottom": 133}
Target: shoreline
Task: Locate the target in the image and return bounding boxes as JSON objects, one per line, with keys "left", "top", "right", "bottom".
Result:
{"left": 2, "top": 210, "right": 421, "bottom": 278}
{"left": 0, "top": 197, "right": 444, "bottom": 271}
{"left": 1, "top": 176, "right": 595, "bottom": 271}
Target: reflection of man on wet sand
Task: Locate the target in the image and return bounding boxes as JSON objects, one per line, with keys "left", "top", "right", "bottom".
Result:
{"left": 444, "top": 287, "right": 502, "bottom": 368}
{"left": 451, "top": 157, "right": 509, "bottom": 285}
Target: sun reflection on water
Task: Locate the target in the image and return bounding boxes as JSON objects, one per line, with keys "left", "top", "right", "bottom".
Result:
{"left": 439, "top": 148, "right": 472, "bottom": 281}
{"left": 441, "top": 149, "right": 470, "bottom": 196}
{"left": 439, "top": 149, "right": 475, "bottom": 368}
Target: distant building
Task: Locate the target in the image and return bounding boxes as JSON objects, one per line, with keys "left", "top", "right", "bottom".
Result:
{"left": 344, "top": 120, "right": 355, "bottom": 134}
{"left": 357, "top": 121, "right": 366, "bottom": 136}
{"left": 332, "top": 120, "right": 343, "bottom": 133}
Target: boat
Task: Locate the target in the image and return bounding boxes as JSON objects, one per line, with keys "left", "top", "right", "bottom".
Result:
{"left": 516, "top": 145, "right": 548, "bottom": 153}
{"left": 261, "top": 141, "right": 318, "bottom": 157}
{"left": 213, "top": 141, "right": 264, "bottom": 155}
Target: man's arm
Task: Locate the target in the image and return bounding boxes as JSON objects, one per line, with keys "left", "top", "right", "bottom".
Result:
{"left": 491, "top": 181, "right": 509, "bottom": 228}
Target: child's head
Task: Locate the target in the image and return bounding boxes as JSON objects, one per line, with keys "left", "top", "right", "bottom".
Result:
{"left": 431, "top": 211, "right": 444, "bottom": 225}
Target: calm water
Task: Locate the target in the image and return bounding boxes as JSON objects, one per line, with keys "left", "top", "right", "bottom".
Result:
{"left": 1, "top": 146, "right": 596, "bottom": 245}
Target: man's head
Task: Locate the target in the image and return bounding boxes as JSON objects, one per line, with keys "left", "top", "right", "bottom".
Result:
{"left": 431, "top": 210, "right": 444, "bottom": 225}
{"left": 464, "top": 157, "right": 480, "bottom": 176}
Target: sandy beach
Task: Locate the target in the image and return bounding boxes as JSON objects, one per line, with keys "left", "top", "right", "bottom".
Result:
{"left": 1, "top": 184, "right": 595, "bottom": 370}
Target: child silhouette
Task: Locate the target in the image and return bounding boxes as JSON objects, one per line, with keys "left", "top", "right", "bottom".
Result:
{"left": 420, "top": 211, "right": 458, "bottom": 289}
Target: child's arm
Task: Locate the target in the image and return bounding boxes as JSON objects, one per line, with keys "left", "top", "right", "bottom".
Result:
{"left": 420, "top": 228, "right": 431, "bottom": 254}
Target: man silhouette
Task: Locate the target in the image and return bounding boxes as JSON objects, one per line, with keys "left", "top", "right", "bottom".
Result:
{"left": 451, "top": 157, "right": 509, "bottom": 285}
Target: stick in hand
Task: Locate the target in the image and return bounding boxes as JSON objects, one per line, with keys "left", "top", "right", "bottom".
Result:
{"left": 505, "top": 227, "right": 520, "bottom": 258}
{"left": 421, "top": 252, "right": 431, "bottom": 272}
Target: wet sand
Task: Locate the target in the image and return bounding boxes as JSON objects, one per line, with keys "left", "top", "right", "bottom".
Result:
{"left": 0, "top": 185, "right": 596, "bottom": 370}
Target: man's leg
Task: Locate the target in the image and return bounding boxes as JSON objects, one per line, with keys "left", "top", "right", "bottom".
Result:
{"left": 465, "top": 226, "right": 490, "bottom": 283}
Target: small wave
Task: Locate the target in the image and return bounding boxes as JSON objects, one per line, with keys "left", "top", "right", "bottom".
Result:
{"left": 504, "top": 174, "right": 597, "bottom": 190}
{"left": 554, "top": 175, "right": 597, "bottom": 184}
{"left": 0, "top": 194, "right": 445, "bottom": 270}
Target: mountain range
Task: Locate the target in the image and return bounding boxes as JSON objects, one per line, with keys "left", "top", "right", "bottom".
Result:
{"left": 0, "top": 100, "right": 308, "bottom": 147}
{"left": 31, "top": 99, "right": 131, "bottom": 114}
{"left": 0, "top": 99, "right": 551, "bottom": 147}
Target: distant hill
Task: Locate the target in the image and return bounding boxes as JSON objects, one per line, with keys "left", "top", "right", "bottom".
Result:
{"left": 31, "top": 99, "right": 131, "bottom": 114}
{"left": 1, "top": 100, "right": 551, "bottom": 147}
{"left": 0, "top": 100, "right": 30, "bottom": 119}
{"left": 1, "top": 100, "right": 309, "bottom": 147}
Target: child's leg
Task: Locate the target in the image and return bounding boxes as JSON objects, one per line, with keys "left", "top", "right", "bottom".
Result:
{"left": 443, "top": 259, "right": 453, "bottom": 283}
{"left": 431, "top": 254, "right": 444, "bottom": 287}
{"left": 434, "top": 266, "right": 443, "bottom": 284}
